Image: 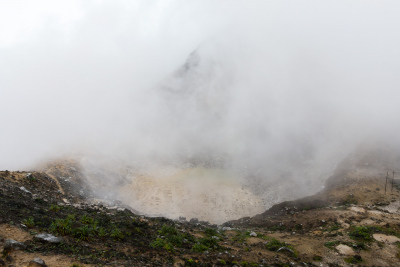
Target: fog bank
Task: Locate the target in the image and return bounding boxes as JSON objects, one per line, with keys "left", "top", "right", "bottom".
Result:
{"left": 1, "top": 1, "right": 400, "bottom": 194}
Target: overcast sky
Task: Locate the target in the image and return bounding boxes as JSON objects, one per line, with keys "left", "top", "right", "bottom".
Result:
{"left": 1, "top": 1, "right": 400, "bottom": 173}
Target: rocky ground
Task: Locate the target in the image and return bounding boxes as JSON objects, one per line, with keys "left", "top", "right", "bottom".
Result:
{"left": 1, "top": 156, "right": 400, "bottom": 266}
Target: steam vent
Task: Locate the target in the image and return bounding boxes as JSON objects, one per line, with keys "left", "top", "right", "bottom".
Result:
{"left": 2, "top": 1, "right": 400, "bottom": 266}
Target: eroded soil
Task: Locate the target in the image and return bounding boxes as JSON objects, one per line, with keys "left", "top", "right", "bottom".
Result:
{"left": 1, "top": 157, "right": 400, "bottom": 266}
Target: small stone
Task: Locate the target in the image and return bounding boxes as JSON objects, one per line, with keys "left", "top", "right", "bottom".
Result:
{"left": 35, "top": 233, "right": 64, "bottom": 243}
{"left": 277, "top": 246, "right": 295, "bottom": 255}
{"left": 249, "top": 231, "right": 257, "bottom": 237}
{"left": 222, "top": 227, "right": 232, "bottom": 231}
{"left": 19, "top": 186, "right": 31, "bottom": 194}
{"left": 4, "top": 239, "right": 26, "bottom": 251}
{"left": 27, "top": 258, "right": 47, "bottom": 267}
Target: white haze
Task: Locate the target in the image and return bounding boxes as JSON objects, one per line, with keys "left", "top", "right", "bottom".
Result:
{"left": 1, "top": 1, "right": 400, "bottom": 201}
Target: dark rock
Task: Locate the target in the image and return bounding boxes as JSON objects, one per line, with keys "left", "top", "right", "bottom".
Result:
{"left": 35, "top": 233, "right": 64, "bottom": 243}
{"left": 179, "top": 216, "right": 186, "bottom": 221}
{"left": 27, "top": 258, "right": 47, "bottom": 267}
{"left": 3, "top": 239, "right": 26, "bottom": 251}
{"left": 190, "top": 218, "right": 199, "bottom": 224}
{"left": 0, "top": 259, "right": 5, "bottom": 267}
{"left": 5, "top": 255, "right": 13, "bottom": 262}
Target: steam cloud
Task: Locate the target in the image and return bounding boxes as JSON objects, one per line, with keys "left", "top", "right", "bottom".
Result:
{"left": 1, "top": 0, "right": 400, "bottom": 188}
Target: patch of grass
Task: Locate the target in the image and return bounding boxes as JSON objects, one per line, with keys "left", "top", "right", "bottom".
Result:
{"left": 49, "top": 218, "right": 72, "bottom": 235}
{"left": 110, "top": 227, "right": 124, "bottom": 241}
{"left": 73, "top": 225, "right": 91, "bottom": 241}
{"left": 268, "top": 224, "right": 286, "bottom": 232}
{"left": 191, "top": 243, "right": 208, "bottom": 253}
{"left": 340, "top": 195, "right": 357, "bottom": 205}
{"left": 324, "top": 240, "right": 367, "bottom": 251}
{"left": 349, "top": 226, "right": 372, "bottom": 241}
{"left": 293, "top": 224, "right": 303, "bottom": 231}
{"left": 324, "top": 241, "right": 340, "bottom": 249}
{"left": 151, "top": 238, "right": 175, "bottom": 253}
{"left": 49, "top": 204, "right": 61, "bottom": 212}
{"left": 191, "top": 236, "right": 220, "bottom": 253}
{"left": 204, "top": 228, "right": 219, "bottom": 237}
{"left": 344, "top": 255, "right": 362, "bottom": 264}
{"left": 22, "top": 217, "right": 35, "bottom": 228}
{"left": 80, "top": 215, "right": 94, "bottom": 225}
{"left": 232, "top": 230, "right": 252, "bottom": 242}
{"left": 158, "top": 224, "right": 178, "bottom": 235}
{"left": 66, "top": 214, "right": 76, "bottom": 221}
{"left": 313, "top": 255, "right": 322, "bottom": 261}
{"left": 265, "top": 238, "right": 286, "bottom": 251}
{"left": 153, "top": 224, "right": 191, "bottom": 251}
{"left": 97, "top": 227, "right": 107, "bottom": 238}
{"left": 325, "top": 223, "right": 341, "bottom": 232}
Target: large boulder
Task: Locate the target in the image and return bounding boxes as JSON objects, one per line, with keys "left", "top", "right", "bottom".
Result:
{"left": 3, "top": 239, "right": 26, "bottom": 251}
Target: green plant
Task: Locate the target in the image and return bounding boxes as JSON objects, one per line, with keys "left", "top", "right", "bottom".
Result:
{"left": 50, "top": 204, "right": 61, "bottom": 212}
{"left": 158, "top": 224, "right": 178, "bottom": 235}
{"left": 22, "top": 217, "right": 35, "bottom": 228}
{"left": 110, "top": 227, "right": 124, "bottom": 241}
{"left": 344, "top": 255, "right": 362, "bottom": 263}
{"left": 73, "top": 225, "right": 91, "bottom": 241}
{"left": 349, "top": 226, "right": 372, "bottom": 241}
{"left": 204, "top": 228, "right": 219, "bottom": 237}
{"left": 198, "top": 236, "right": 218, "bottom": 248}
{"left": 191, "top": 243, "right": 208, "bottom": 253}
{"left": 324, "top": 241, "right": 340, "bottom": 249}
{"left": 265, "top": 238, "right": 286, "bottom": 251}
{"left": 98, "top": 227, "right": 107, "bottom": 238}
{"left": 313, "top": 255, "right": 322, "bottom": 261}
{"left": 69, "top": 263, "right": 84, "bottom": 267}
{"left": 151, "top": 238, "right": 174, "bottom": 253}
{"left": 80, "top": 215, "right": 94, "bottom": 225}
{"left": 66, "top": 214, "right": 76, "bottom": 221}
{"left": 219, "top": 259, "right": 226, "bottom": 265}
{"left": 27, "top": 174, "right": 37, "bottom": 182}
{"left": 49, "top": 218, "right": 72, "bottom": 235}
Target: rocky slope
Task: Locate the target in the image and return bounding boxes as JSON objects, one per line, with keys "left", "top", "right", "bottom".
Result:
{"left": 1, "top": 152, "right": 400, "bottom": 266}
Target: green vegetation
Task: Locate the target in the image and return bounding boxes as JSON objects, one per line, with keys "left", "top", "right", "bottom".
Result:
{"left": 264, "top": 237, "right": 298, "bottom": 257}
{"left": 324, "top": 240, "right": 367, "bottom": 251}
{"left": 349, "top": 226, "right": 372, "bottom": 241}
{"left": 191, "top": 243, "right": 208, "bottom": 253}
{"left": 232, "top": 230, "right": 253, "bottom": 242}
{"left": 150, "top": 224, "right": 196, "bottom": 253}
{"left": 204, "top": 228, "right": 219, "bottom": 237}
{"left": 50, "top": 218, "right": 72, "bottom": 235}
{"left": 80, "top": 214, "right": 94, "bottom": 224}
{"left": 110, "top": 227, "right": 124, "bottom": 241}
{"left": 73, "top": 225, "right": 91, "bottom": 241}
{"left": 22, "top": 217, "right": 35, "bottom": 228}
{"left": 313, "top": 255, "right": 322, "bottom": 261}
{"left": 49, "top": 204, "right": 61, "bottom": 212}
{"left": 265, "top": 238, "right": 286, "bottom": 251}
{"left": 344, "top": 255, "right": 363, "bottom": 264}
{"left": 150, "top": 238, "right": 175, "bottom": 253}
